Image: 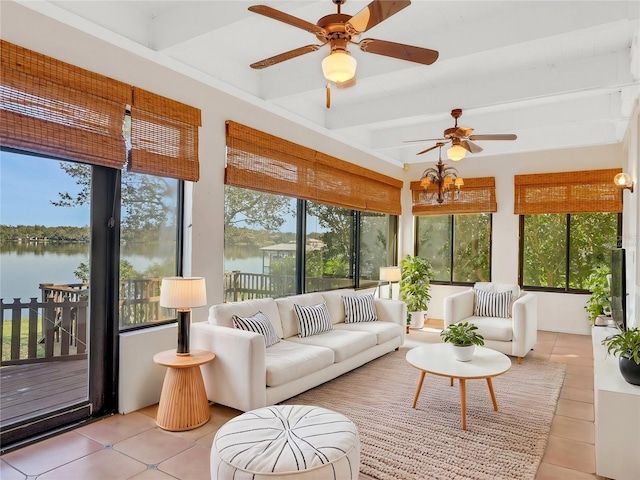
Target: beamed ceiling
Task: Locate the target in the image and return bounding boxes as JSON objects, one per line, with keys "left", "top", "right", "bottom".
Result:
{"left": 13, "top": 1, "right": 640, "bottom": 167}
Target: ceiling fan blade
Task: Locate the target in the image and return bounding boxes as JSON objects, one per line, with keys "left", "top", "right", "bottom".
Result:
{"left": 250, "top": 44, "right": 323, "bottom": 69}
{"left": 358, "top": 39, "right": 439, "bottom": 65}
{"left": 460, "top": 140, "right": 483, "bottom": 153}
{"left": 416, "top": 144, "right": 440, "bottom": 155}
{"left": 468, "top": 134, "right": 518, "bottom": 141}
{"left": 346, "top": 0, "right": 411, "bottom": 34}
{"left": 248, "top": 5, "right": 327, "bottom": 36}
{"left": 404, "top": 137, "right": 447, "bottom": 143}
{"left": 336, "top": 77, "right": 356, "bottom": 89}
{"left": 453, "top": 127, "right": 474, "bottom": 137}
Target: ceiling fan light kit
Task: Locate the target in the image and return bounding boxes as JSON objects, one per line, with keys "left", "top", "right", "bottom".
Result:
{"left": 447, "top": 143, "right": 466, "bottom": 161}
{"left": 322, "top": 50, "right": 357, "bottom": 83}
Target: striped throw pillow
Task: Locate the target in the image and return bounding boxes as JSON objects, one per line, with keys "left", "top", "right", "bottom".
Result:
{"left": 293, "top": 302, "right": 333, "bottom": 338}
{"left": 342, "top": 294, "right": 378, "bottom": 323}
{"left": 232, "top": 311, "right": 280, "bottom": 347}
{"left": 474, "top": 289, "right": 512, "bottom": 318}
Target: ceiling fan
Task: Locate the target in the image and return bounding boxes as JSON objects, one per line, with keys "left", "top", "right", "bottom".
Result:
{"left": 406, "top": 108, "right": 517, "bottom": 160}
{"left": 248, "top": 0, "right": 439, "bottom": 107}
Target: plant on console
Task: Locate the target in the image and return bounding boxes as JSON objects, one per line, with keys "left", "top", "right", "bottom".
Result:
{"left": 602, "top": 327, "right": 640, "bottom": 386}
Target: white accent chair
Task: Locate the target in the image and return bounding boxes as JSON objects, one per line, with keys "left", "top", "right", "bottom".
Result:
{"left": 443, "top": 283, "right": 537, "bottom": 364}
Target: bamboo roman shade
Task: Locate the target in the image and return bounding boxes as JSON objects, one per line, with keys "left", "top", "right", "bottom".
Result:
{"left": 410, "top": 177, "right": 497, "bottom": 215}
{"left": 0, "top": 40, "right": 202, "bottom": 182}
{"left": 225, "top": 121, "right": 402, "bottom": 214}
{"left": 514, "top": 168, "right": 622, "bottom": 214}
{"left": 0, "top": 39, "right": 130, "bottom": 169}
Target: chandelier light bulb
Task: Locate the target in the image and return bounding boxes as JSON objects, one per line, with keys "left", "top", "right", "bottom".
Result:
{"left": 322, "top": 51, "right": 357, "bottom": 83}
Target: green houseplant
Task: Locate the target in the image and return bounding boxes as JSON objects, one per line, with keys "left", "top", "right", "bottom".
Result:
{"left": 584, "top": 265, "right": 611, "bottom": 323}
{"left": 399, "top": 255, "right": 432, "bottom": 330}
{"left": 440, "top": 322, "right": 485, "bottom": 362}
{"left": 602, "top": 327, "right": 640, "bottom": 385}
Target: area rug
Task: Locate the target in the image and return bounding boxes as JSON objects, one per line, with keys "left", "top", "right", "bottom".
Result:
{"left": 282, "top": 348, "right": 566, "bottom": 480}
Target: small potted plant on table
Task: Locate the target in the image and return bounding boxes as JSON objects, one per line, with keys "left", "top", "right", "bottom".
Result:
{"left": 440, "top": 322, "right": 485, "bottom": 362}
{"left": 602, "top": 327, "right": 640, "bottom": 386}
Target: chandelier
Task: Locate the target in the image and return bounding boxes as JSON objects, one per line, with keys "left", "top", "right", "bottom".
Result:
{"left": 419, "top": 144, "right": 464, "bottom": 204}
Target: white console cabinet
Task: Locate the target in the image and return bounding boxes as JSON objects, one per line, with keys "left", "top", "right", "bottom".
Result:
{"left": 591, "top": 327, "right": 640, "bottom": 480}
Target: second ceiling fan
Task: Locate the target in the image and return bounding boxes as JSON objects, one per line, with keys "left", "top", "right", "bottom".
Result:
{"left": 248, "top": 0, "right": 439, "bottom": 107}
{"left": 406, "top": 108, "right": 518, "bottom": 160}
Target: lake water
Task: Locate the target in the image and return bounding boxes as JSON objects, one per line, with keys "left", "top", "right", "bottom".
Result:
{"left": 0, "top": 243, "right": 263, "bottom": 301}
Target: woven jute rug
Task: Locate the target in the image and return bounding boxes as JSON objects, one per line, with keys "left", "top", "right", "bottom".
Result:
{"left": 282, "top": 347, "right": 566, "bottom": 480}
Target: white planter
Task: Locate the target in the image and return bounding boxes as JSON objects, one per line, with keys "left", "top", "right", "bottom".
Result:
{"left": 452, "top": 345, "right": 475, "bottom": 362}
{"left": 409, "top": 311, "right": 425, "bottom": 329}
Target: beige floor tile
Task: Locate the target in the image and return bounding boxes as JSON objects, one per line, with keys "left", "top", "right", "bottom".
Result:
{"left": 552, "top": 345, "right": 594, "bottom": 358}
{"left": 0, "top": 460, "right": 26, "bottom": 480}
{"left": 536, "top": 462, "right": 599, "bottom": 479}
{"left": 37, "top": 448, "right": 147, "bottom": 480}
{"left": 564, "top": 364, "right": 594, "bottom": 377}
{"left": 527, "top": 350, "right": 552, "bottom": 361}
{"left": 113, "top": 428, "right": 194, "bottom": 465}
{"left": 158, "top": 444, "right": 211, "bottom": 480}
{"left": 550, "top": 354, "right": 593, "bottom": 367}
{"left": 1, "top": 431, "right": 103, "bottom": 476}
{"left": 564, "top": 373, "right": 594, "bottom": 389}
{"left": 542, "top": 436, "right": 595, "bottom": 473}
{"left": 137, "top": 404, "right": 159, "bottom": 420}
{"left": 536, "top": 331, "right": 558, "bottom": 342}
{"left": 164, "top": 420, "right": 218, "bottom": 442}
{"left": 76, "top": 412, "right": 157, "bottom": 445}
{"left": 561, "top": 385, "right": 594, "bottom": 403}
{"left": 532, "top": 340, "right": 556, "bottom": 354}
{"left": 195, "top": 430, "right": 217, "bottom": 448}
{"left": 129, "top": 468, "right": 177, "bottom": 479}
{"left": 550, "top": 415, "right": 594, "bottom": 444}
{"left": 555, "top": 398, "right": 595, "bottom": 422}
{"left": 555, "top": 333, "right": 592, "bottom": 347}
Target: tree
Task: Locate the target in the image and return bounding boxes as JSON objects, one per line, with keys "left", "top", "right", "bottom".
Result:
{"left": 52, "top": 163, "right": 176, "bottom": 242}
{"left": 224, "top": 185, "right": 294, "bottom": 231}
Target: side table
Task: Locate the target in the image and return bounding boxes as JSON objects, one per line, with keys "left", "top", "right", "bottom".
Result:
{"left": 153, "top": 348, "right": 215, "bottom": 431}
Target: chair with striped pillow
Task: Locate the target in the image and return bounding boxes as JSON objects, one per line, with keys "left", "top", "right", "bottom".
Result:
{"left": 443, "top": 283, "right": 538, "bottom": 364}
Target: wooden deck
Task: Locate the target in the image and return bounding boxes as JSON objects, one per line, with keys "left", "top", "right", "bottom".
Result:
{"left": 0, "top": 359, "right": 88, "bottom": 429}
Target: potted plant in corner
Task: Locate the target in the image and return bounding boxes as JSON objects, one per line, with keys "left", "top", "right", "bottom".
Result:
{"left": 440, "top": 322, "right": 485, "bottom": 362}
{"left": 602, "top": 327, "right": 640, "bottom": 386}
{"left": 400, "top": 254, "right": 432, "bottom": 330}
{"left": 585, "top": 265, "right": 611, "bottom": 325}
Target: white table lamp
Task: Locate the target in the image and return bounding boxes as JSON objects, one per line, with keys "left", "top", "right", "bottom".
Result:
{"left": 160, "top": 277, "right": 207, "bottom": 356}
{"left": 379, "top": 266, "right": 401, "bottom": 299}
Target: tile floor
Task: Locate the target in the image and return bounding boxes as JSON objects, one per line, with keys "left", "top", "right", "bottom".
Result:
{"left": 0, "top": 330, "right": 605, "bottom": 480}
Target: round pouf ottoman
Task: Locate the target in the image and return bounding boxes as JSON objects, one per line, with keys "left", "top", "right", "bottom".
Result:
{"left": 211, "top": 405, "right": 360, "bottom": 480}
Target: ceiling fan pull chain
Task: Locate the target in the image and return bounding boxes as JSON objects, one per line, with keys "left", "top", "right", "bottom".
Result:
{"left": 326, "top": 83, "right": 331, "bottom": 109}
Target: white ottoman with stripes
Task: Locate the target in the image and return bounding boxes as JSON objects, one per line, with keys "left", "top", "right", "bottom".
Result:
{"left": 211, "top": 405, "right": 360, "bottom": 480}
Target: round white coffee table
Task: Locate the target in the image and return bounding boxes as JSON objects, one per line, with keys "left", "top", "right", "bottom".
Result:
{"left": 406, "top": 344, "right": 512, "bottom": 430}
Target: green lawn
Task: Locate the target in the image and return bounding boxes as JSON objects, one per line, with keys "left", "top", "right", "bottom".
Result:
{"left": 2, "top": 318, "right": 44, "bottom": 361}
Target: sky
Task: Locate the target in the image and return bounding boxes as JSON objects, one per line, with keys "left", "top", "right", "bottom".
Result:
{"left": 0, "top": 151, "right": 89, "bottom": 227}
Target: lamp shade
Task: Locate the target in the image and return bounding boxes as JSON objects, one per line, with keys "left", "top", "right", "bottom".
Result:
{"left": 447, "top": 144, "right": 466, "bottom": 161}
{"left": 322, "top": 51, "right": 357, "bottom": 83}
{"left": 160, "top": 277, "right": 207, "bottom": 309}
{"left": 380, "top": 266, "right": 401, "bottom": 282}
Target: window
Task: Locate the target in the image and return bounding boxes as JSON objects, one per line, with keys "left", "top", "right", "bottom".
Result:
{"left": 359, "top": 212, "right": 397, "bottom": 289}
{"left": 416, "top": 214, "right": 492, "bottom": 283}
{"left": 520, "top": 213, "right": 620, "bottom": 290}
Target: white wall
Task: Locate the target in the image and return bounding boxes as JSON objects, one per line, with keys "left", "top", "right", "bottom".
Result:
{"left": 1, "top": 1, "right": 637, "bottom": 412}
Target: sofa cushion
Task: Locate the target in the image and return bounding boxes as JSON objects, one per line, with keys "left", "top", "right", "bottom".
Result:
{"left": 287, "top": 329, "right": 376, "bottom": 363}
{"left": 321, "top": 289, "right": 356, "bottom": 324}
{"left": 294, "top": 302, "right": 333, "bottom": 338}
{"left": 209, "top": 298, "right": 283, "bottom": 338}
{"left": 474, "top": 289, "right": 512, "bottom": 319}
{"left": 334, "top": 321, "right": 402, "bottom": 345}
{"left": 343, "top": 294, "right": 378, "bottom": 323}
{"left": 464, "top": 315, "right": 513, "bottom": 342}
{"left": 276, "top": 293, "right": 325, "bottom": 338}
{"left": 265, "top": 340, "right": 334, "bottom": 387}
{"left": 232, "top": 311, "right": 280, "bottom": 348}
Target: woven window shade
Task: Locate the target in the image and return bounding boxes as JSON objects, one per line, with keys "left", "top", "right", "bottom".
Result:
{"left": 225, "top": 121, "right": 402, "bottom": 214}
{"left": 410, "top": 177, "right": 497, "bottom": 215}
{"left": 514, "top": 169, "right": 622, "bottom": 214}
{"left": 0, "top": 40, "right": 131, "bottom": 169}
{"left": 129, "top": 87, "right": 202, "bottom": 182}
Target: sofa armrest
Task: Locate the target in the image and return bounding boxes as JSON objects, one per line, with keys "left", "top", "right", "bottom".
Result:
{"left": 443, "top": 289, "right": 475, "bottom": 326}
{"left": 374, "top": 298, "right": 407, "bottom": 344}
{"left": 191, "top": 322, "right": 267, "bottom": 412}
{"left": 511, "top": 293, "right": 538, "bottom": 357}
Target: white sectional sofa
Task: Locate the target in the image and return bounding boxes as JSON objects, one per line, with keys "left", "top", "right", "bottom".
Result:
{"left": 191, "top": 289, "right": 406, "bottom": 412}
